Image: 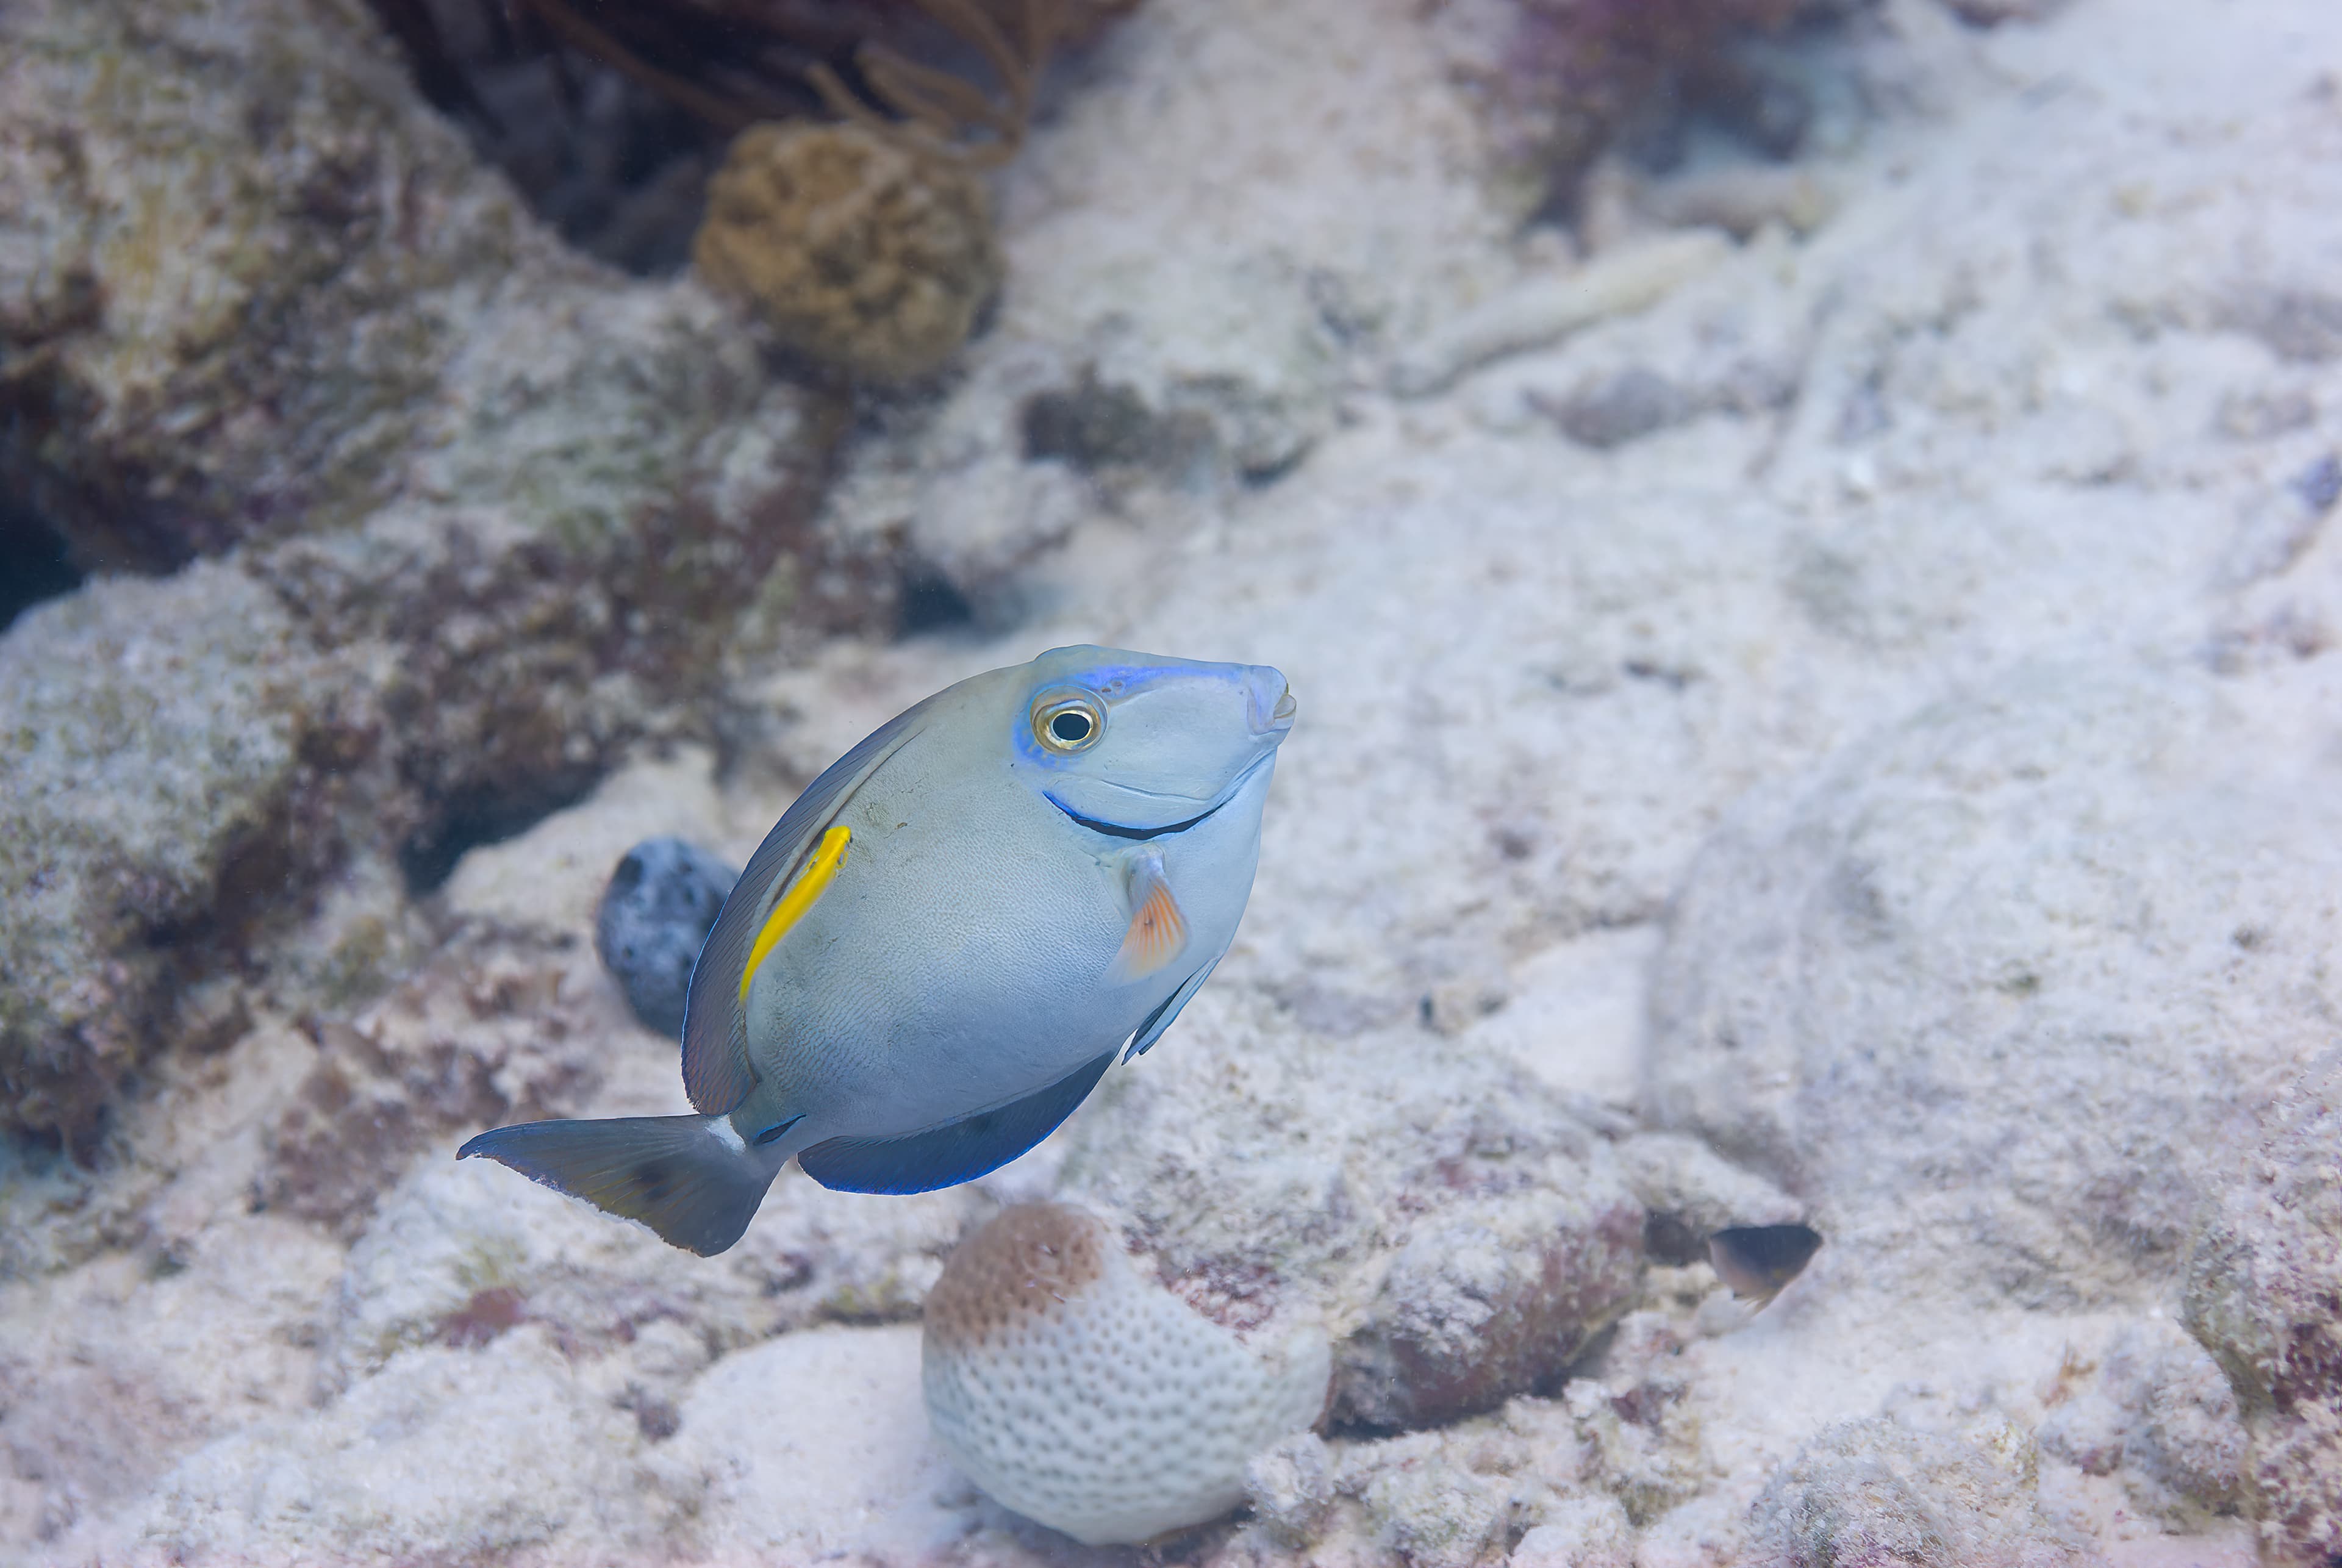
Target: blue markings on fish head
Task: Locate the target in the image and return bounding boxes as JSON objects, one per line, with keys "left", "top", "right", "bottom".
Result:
{"left": 1011, "top": 645, "right": 1295, "bottom": 833}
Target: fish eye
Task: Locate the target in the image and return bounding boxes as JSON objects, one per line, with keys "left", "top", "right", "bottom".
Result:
{"left": 1031, "top": 689, "right": 1105, "bottom": 753}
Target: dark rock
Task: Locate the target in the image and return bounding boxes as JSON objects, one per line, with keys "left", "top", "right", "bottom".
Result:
{"left": 595, "top": 838, "right": 737, "bottom": 1039}
{"left": 2291, "top": 451, "right": 2341, "bottom": 514}
{"left": 1539, "top": 368, "right": 1697, "bottom": 449}
{"left": 1687, "top": 52, "right": 1813, "bottom": 161}
{"left": 1022, "top": 370, "right": 1220, "bottom": 478}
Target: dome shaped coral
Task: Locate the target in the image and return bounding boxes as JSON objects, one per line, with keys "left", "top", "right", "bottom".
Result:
{"left": 922, "top": 1202, "right": 1330, "bottom": 1546}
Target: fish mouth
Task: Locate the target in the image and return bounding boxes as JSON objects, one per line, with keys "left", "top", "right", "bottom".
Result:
{"left": 1252, "top": 680, "right": 1297, "bottom": 736}
{"left": 1046, "top": 793, "right": 1227, "bottom": 842}
{"left": 1044, "top": 750, "right": 1278, "bottom": 841}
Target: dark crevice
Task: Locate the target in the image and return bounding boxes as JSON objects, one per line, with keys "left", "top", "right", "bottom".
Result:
{"left": 362, "top": 0, "right": 733, "bottom": 276}
{"left": 1642, "top": 1210, "right": 1708, "bottom": 1267}
{"left": 895, "top": 564, "right": 975, "bottom": 637}
{"left": 0, "top": 493, "right": 85, "bottom": 632}
{"left": 398, "top": 770, "right": 601, "bottom": 893}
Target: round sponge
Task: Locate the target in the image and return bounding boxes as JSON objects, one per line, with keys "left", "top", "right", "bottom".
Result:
{"left": 922, "top": 1203, "right": 1330, "bottom": 1545}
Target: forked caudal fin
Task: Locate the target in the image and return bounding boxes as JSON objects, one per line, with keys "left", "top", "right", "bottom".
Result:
{"left": 457, "top": 1114, "right": 777, "bottom": 1256}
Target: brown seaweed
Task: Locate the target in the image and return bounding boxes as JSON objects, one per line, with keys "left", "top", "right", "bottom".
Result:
{"left": 806, "top": 0, "right": 1055, "bottom": 168}
{"left": 369, "top": 0, "right": 1134, "bottom": 163}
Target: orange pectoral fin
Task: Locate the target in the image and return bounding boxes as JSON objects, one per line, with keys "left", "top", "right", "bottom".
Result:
{"left": 1107, "top": 849, "right": 1189, "bottom": 984}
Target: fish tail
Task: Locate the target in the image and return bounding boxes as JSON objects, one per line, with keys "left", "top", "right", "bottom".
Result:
{"left": 458, "top": 1113, "right": 778, "bottom": 1256}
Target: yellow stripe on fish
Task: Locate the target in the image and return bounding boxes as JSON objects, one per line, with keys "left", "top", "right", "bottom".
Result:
{"left": 740, "top": 824, "right": 851, "bottom": 1003}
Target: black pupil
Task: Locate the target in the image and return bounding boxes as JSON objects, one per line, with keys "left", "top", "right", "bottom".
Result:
{"left": 1050, "top": 710, "right": 1093, "bottom": 743}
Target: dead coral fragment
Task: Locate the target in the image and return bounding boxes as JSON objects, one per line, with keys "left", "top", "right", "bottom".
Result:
{"left": 693, "top": 122, "right": 1001, "bottom": 384}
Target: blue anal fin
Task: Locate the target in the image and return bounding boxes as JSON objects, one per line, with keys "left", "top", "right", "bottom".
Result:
{"left": 1125, "top": 958, "right": 1219, "bottom": 1063}
{"left": 797, "top": 1050, "right": 1116, "bottom": 1195}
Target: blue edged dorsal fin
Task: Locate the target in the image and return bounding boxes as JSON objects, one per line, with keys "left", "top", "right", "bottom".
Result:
{"left": 678, "top": 696, "right": 935, "bottom": 1115}
{"left": 797, "top": 1050, "right": 1117, "bottom": 1195}
{"left": 1124, "top": 956, "right": 1219, "bottom": 1064}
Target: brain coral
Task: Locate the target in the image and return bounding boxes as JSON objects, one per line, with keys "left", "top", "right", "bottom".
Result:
{"left": 922, "top": 1202, "right": 1330, "bottom": 1546}
{"left": 693, "top": 122, "right": 1002, "bottom": 385}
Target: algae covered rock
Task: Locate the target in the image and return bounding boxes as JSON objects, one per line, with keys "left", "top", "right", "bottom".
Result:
{"left": 2034, "top": 1317, "right": 2246, "bottom": 1526}
{"left": 261, "top": 935, "right": 620, "bottom": 1230}
{"left": 0, "top": 565, "right": 349, "bottom": 1142}
{"left": 693, "top": 123, "right": 1003, "bottom": 385}
{"left": 0, "top": 0, "right": 515, "bottom": 570}
{"left": 0, "top": 0, "right": 865, "bottom": 1140}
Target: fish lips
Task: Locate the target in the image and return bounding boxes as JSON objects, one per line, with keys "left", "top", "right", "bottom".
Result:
{"left": 1046, "top": 748, "right": 1280, "bottom": 839}
{"left": 1251, "top": 675, "right": 1298, "bottom": 738}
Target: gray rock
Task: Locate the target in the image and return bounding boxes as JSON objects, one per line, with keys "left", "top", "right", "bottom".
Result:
{"left": 593, "top": 838, "right": 737, "bottom": 1040}
{"left": 1245, "top": 1431, "right": 1338, "bottom": 1546}
{"left": 1645, "top": 662, "right": 2342, "bottom": 1308}
{"left": 2035, "top": 1319, "right": 2245, "bottom": 1522}
{"left": 1510, "top": 1495, "right": 1636, "bottom": 1568}
{"left": 1747, "top": 1416, "right": 2093, "bottom": 1567}
{"left": 1538, "top": 367, "right": 1697, "bottom": 449}
{"left": 0, "top": 566, "right": 350, "bottom": 1142}
{"left": 1052, "top": 996, "right": 1645, "bottom": 1433}
{"left": 2183, "top": 1048, "right": 2342, "bottom": 1567}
